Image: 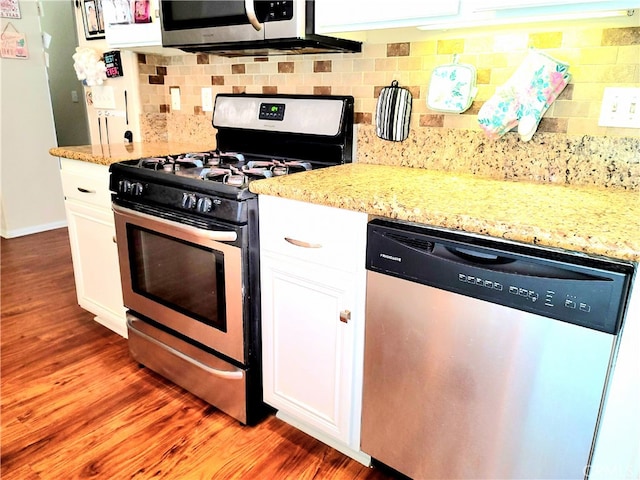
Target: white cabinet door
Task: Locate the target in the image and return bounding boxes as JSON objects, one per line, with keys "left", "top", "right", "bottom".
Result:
{"left": 472, "top": 0, "right": 611, "bottom": 10}
{"left": 65, "top": 200, "right": 127, "bottom": 337}
{"left": 455, "top": 0, "right": 639, "bottom": 27}
{"left": 60, "top": 158, "right": 127, "bottom": 338}
{"left": 261, "top": 255, "right": 357, "bottom": 442}
{"left": 316, "top": 0, "right": 461, "bottom": 33}
{"left": 470, "top": 0, "right": 637, "bottom": 12}
{"left": 317, "top": 0, "right": 636, "bottom": 33}
{"left": 259, "top": 195, "right": 368, "bottom": 464}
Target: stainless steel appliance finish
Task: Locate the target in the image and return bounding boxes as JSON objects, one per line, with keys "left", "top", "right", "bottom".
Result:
{"left": 113, "top": 204, "right": 245, "bottom": 363}
{"left": 127, "top": 314, "right": 249, "bottom": 423}
{"left": 110, "top": 93, "right": 355, "bottom": 425}
{"left": 159, "top": 0, "right": 361, "bottom": 56}
{"left": 361, "top": 219, "right": 633, "bottom": 480}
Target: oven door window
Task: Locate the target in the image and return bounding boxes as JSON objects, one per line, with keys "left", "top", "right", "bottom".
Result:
{"left": 127, "top": 225, "right": 227, "bottom": 332}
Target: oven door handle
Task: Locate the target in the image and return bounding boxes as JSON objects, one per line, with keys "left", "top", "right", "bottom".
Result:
{"left": 130, "top": 319, "right": 244, "bottom": 380}
{"left": 112, "top": 204, "right": 238, "bottom": 243}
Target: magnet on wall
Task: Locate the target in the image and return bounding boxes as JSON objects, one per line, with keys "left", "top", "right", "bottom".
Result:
{"left": 104, "top": 50, "right": 123, "bottom": 78}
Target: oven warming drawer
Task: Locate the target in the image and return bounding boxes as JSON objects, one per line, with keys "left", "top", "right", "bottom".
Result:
{"left": 127, "top": 314, "right": 249, "bottom": 424}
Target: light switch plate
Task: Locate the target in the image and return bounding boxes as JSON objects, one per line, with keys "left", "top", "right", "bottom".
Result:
{"left": 202, "top": 87, "right": 213, "bottom": 112}
{"left": 598, "top": 87, "right": 640, "bottom": 129}
{"left": 91, "top": 85, "right": 116, "bottom": 109}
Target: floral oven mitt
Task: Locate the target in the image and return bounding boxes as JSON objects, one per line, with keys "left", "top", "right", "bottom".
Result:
{"left": 478, "top": 50, "right": 571, "bottom": 142}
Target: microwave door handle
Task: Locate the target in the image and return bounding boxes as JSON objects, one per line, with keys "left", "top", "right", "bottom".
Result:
{"left": 244, "top": 0, "right": 263, "bottom": 31}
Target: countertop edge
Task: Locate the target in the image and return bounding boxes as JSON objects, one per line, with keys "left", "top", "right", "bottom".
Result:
{"left": 49, "top": 143, "right": 216, "bottom": 166}
{"left": 250, "top": 164, "right": 640, "bottom": 263}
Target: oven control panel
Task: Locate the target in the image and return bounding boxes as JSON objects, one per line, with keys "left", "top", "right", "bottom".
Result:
{"left": 259, "top": 103, "right": 285, "bottom": 121}
{"left": 111, "top": 173, "right": 251, "bottom": 225}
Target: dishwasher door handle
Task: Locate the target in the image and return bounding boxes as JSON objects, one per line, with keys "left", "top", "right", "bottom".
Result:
{"left": 442, "top": 246, "right": 516, "bottom": 265}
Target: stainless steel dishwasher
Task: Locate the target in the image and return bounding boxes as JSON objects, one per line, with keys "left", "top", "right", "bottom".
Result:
{"left": 361, "top": 218, "right": 633, "bottom": 480}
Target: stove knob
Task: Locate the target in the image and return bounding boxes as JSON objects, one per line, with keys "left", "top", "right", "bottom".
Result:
{"left": 130, "top": 182, "right": 144, "bottom": 196}
{"left": 196, "top": 197, "right": 213, "bottom": 213}
{"left": 181, "top": 193, "right": 197, "bottom": 209}
{"left": 118, "top": 179, "right": 131, "bottom": 194}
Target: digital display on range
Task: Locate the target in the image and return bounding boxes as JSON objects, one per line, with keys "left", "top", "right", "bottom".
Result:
{"left": 259, "top": 103, "right": 285, "bottom": 121}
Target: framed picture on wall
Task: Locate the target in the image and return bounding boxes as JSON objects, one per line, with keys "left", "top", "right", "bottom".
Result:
{"left": 82, "top": 0, "right": 105, "bottom": 40}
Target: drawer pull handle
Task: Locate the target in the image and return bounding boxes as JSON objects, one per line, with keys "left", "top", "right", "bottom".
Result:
{"left": 339, "top": 310, "right": 351, "bottom": 323}
{"left": 77, "top": 187, "right": 96, "bottom": 194}
{"left": 284, "top": 237, "right": 322, "bottom": 249}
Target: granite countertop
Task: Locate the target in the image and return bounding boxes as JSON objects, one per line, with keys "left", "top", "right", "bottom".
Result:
{"left": 49, "top": 142, "right": 215, "bottom": 166}
{"left": 249, "top": 163, "right": 640, "bottom": 263}
{"left": 51, "top": 145, "right": 639, "bottom": 262}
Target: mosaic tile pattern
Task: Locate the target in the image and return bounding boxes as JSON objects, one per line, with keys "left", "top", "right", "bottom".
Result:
{"left": 138, "top": 23, "right": 639, "bottom": 135}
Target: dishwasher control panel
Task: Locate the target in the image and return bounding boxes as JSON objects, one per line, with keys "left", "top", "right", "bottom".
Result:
{"left": 366, "top": 219, "right": 633, "bottom": 335}
{"left": 458, "top": 273, "right": 594, "bottom": 312}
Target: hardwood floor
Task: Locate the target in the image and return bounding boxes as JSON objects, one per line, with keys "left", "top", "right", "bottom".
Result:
{"left": 1, "top": 228, "right": 398, "bottom": 480}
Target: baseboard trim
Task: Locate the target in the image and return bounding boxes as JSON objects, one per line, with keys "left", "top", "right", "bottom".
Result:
{"left": 1, "top": 220, "right": 67, "bottom": 239}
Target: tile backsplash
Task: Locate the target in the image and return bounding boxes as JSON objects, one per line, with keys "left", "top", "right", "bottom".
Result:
{"left": 137, "top": 22, "right": 639, "bottom": 189}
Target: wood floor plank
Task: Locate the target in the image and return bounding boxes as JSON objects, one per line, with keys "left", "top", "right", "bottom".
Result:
{"left": 1, "top": 229, "right": 399, "bottom": 480}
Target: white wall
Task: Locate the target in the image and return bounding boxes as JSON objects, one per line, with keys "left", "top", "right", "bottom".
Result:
{"left": 42, "top": 0, "right": 91, "bottom": 147}
{"left": 0, "top": 0, "right": 66, "bottom": 238}
{"left": 71, "top": 4, "right": 143, "bottom": 146}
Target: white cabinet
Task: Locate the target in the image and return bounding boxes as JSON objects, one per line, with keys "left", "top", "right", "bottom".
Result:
{"left": 105, "top": 21, "right": 161, "bottom": 49}
{"left": 471, "top": 0, "right": 628, "bottom": 10}
{"left": 317, "top": 0, "right": 637, "bottom": 33}
{"left": 103, "top": 0, "right": 162, "bottom": 49}
{"left": 60, "top": 158, "right": 127, "bottom": 338}
{"left": 315, "top": 0, "right": 461, "bottom": 33}
{"left": 423, "top": 0, "right": 640, "bottom": 29}
{"left": 259, "top": 195, "right": 369, "bottom": 465}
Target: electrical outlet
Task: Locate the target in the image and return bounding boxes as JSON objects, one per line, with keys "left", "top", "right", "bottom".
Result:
{"left": 598, "top": 87, "right": 640, "bottom": 129}
{"left": 170, "top": 87, "right": 181, "bottom": 111}
{"left": 202, "top": 88, "right": 213, "bottom": 112}
{"left": 71, "top": 90, "right": 79, "bottom": 103}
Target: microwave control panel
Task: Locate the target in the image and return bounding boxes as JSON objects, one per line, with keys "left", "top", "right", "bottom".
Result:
{"left": 261, "top": 1, "right": 293, "bottom": 22}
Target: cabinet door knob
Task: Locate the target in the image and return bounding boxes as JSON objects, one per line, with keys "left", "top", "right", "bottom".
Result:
{"left": 339, "top": 310, "right": 351, "bottom": 323}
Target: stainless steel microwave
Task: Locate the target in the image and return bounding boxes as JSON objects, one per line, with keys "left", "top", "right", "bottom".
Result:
{"left": 158, "top": 0, "right": 361, "bottom": 56}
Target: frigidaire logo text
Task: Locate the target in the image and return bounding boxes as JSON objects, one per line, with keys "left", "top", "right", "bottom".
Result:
{"left": 380, "top": 253, "right": 402, "bottom": 262}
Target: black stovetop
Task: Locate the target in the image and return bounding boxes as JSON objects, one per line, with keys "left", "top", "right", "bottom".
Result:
{"left": 109, "top": 93, "right": 355, "bottom": 223}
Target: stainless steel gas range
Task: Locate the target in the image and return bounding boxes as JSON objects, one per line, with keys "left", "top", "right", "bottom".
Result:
{"left": 109, "top": 94, "right": 354, "bottom": 425}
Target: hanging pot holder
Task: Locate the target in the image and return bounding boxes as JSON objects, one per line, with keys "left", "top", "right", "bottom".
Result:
{"left": 376, "top": 80, "right": 412, "bottom": 142}
{"left": 427, "top": 55, "right": 478, "bottom": 114}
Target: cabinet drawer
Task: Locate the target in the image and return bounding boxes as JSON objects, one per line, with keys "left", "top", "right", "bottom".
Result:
{"left": 258, "top": 196, "right": 367, "bottom": 271}
{"left": 60, "top": 158, "right": 112, "bottom": 208}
